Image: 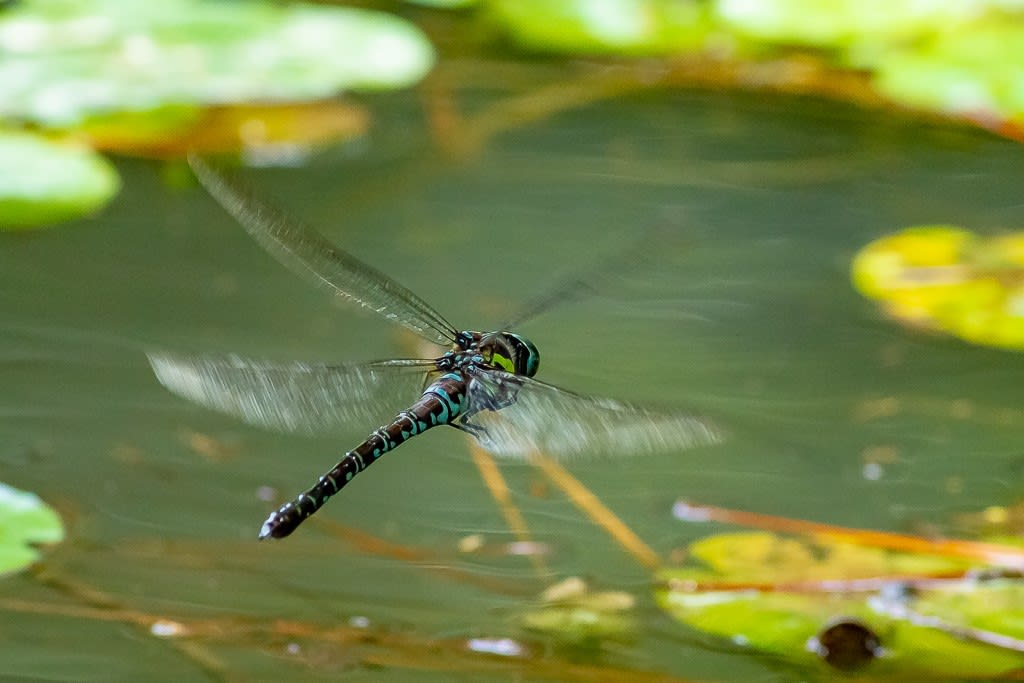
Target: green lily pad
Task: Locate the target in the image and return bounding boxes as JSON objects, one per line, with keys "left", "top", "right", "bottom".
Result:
{"left": 0, "top": 481, "right": 64, "bottom": 576}
{"left": 405, "top": 0, "right": 479, "bottom": 8}
{"left": 655, "top": 532, "right": 1024, "bottom": 677}
{"left": 874, "top": 22, "right": 1024, "bottom": 122}
{"left": 0, "top": 131, "right": 120, "bottom": 230}
{"left": 658, "top": 584, "right": 1024, "bottom": 677}
{"left": 0, "top": 0, "right": 434, "bottom": 126}
{"left": 487, "top": 0, "right": 713, "bottom": 56}
{"left": 714, "top": 0, "right": 987, "bottom": 49}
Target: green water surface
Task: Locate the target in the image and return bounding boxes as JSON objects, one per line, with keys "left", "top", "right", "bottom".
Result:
{"left": 1, "top": 85, "right": 1022, "bottom": 681}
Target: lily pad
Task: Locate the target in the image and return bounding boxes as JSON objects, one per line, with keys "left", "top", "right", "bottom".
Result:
{"left": 405, "top": 0, "right": 479, "bottom": 8}
{"left": 852, "top": 225, "right": 1024, "bottom": 350}
{"left": 0, "top": 0, "right": 434, "bottom": 126}
{"left": 79, "top": 101, "right": 370, "bottom": 159}
{"left": 487, "top": 0, "right": 713, "bottom": 55}
{"left": 655, "top": 532, "right": 1024, "bottom": 677}
{"left": 0, "top": 131, "right": 120, "bottom": 230}
{"left": 715, "top": 0, "right": 984, "bottom": 48}
{"left": 0, "top": 481, "right": 64, "bottom": 577}
{"left": 874, "top": 22, "right": 1024, "bottom": 123}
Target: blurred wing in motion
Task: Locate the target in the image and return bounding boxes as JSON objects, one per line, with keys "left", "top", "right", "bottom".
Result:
{"left": 462, "top": 369, "right": 722, "bottom": 460}
{"left": 148, "top": 352, "right": 437, "bottom": 436}
{"left": 188, "top": 155, "right": 459, "bottom": 346}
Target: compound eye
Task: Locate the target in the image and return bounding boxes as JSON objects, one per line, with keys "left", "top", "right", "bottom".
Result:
{"left": 507, "top": 334, "right": 540, "bottom": 377}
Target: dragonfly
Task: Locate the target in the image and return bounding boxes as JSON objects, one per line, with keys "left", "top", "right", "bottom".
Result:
{"left": 149, "top": 156, "right": 721, "bottom": 540}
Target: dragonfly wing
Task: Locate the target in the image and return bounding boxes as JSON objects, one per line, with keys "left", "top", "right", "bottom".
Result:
{"left": 188, "top": 156, "right": 459, "bottom": 346}
{"left": 148, "top": 352, "right": 435, "bottom": 437}
{"left": 462, "top": 369, "right": 722, "bottom": 460}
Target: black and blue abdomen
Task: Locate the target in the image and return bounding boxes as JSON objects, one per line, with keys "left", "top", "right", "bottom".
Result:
{"left": 350, "top": 372, "right": 465, "bottom": 460}
{"left": 259, "top": 373, "right": 467, "bottom": 539}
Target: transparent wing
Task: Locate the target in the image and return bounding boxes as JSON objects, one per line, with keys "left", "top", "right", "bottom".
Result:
{"left": 462, "top": 369, "right": 722, "bottom": 460}
{"left": 500, "top": 224, "right": 668, "bottom": 329}
{"left": 148, "top": 351, "right": 436, "bottom": 436}
{"left": 189, "top": 155, "right": 459, "bottom": 346}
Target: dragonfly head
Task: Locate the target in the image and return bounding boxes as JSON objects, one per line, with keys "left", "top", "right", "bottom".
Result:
{"left": 479, "top": 332, "right": 539, "bottom": 377}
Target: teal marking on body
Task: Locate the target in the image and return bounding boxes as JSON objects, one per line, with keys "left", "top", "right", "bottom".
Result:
{"left": 399, "top": 412, "right": 419, "bottom": 436}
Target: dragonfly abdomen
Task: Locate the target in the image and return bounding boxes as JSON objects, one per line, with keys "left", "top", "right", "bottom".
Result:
{"left": 259, "top": 373, "right": 467, "bottom": 539}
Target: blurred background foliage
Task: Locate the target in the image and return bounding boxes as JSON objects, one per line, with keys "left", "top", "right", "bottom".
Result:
{"left": 3, "top": 0, "right": 1024, "bottom": 227}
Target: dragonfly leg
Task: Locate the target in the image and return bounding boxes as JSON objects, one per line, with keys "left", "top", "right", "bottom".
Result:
{"left": 451, "top": 416, "right": 490, "bottom": 440}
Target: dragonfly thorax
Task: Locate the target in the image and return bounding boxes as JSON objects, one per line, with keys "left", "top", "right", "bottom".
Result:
{"left": 170, "top": 158, "right": 720, "bottom": 542}
{"left": 454, "top": 330, "right": 540, "bottom": 377}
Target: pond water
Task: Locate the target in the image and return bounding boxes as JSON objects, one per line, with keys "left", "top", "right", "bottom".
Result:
{"left": 2, "top": 82, "right": 1022, "bottom": 681}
